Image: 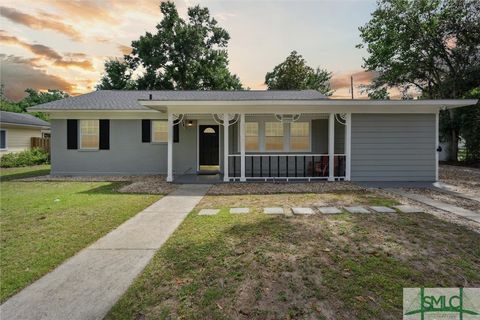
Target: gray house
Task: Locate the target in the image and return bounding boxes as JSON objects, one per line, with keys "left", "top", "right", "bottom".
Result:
{"left": 29, "top": 90, "right": 475, "bottom": 182}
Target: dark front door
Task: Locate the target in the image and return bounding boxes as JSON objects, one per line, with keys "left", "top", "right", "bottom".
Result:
{"left": 199, "top": 125, "right": 219, "bottom": 166}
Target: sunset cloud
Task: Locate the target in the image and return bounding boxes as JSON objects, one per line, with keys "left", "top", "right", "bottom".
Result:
{"left": 118, "top": 44, "right": 132, "bottom": 55}
{"left": 0, "top": 55, "right": 75, "bottom": 100}
{"left": 41, "top": 0, "right": 118, "bottom": 24}
{"left": 0, "top": 6, "right": 82, "bottom": 41}
{"left": 330, "top": 70, "right": 377, "bottom": 90}
{"left": 0, "top": 31, "right": 93, "bottom": 71}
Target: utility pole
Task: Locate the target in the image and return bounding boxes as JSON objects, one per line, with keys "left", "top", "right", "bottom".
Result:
{"left": 350, "top": 76, "right": 354, "bottom": 99}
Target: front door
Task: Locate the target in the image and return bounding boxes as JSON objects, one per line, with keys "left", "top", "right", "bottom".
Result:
{"left": 199, "top": 125, "right": 219, "bottom": 171}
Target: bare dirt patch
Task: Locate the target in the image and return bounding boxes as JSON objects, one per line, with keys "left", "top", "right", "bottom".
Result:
{"left": 208, "top": 181, "right": 363, "bottom": 195}
{"left": 440, "top": 164, "right": 480, "bottom": 194}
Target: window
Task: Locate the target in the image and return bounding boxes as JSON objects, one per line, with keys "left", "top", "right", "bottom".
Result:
{"left": 265, "top": 122, "right": 284, "bottom": 151}
{"left": 290, "top": 122, "right": 310, "bottom": 151}
{"left": 79, "top": 120, "right": 99, "bottom": 149}
{"left": 152, "top": 120, "right": 168, "bottom": 142}
{"left": 245, "top": 122, "right": 259, "bottom": 152}
{"left": 0, "top": 129, "right": 6, "bottom": 149}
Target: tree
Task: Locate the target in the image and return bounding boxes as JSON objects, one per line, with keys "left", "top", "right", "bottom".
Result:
{"left": 357, "top": 0, "right": 480, "bottom": 161}
{"left": 365, "top": 87, "right": 390, "bottom": 100}
{"left": 125, "top": 1, "right": 241, "bottom": 90}
{"left": 96, "top": 59, "right": 136, "bottom": 90}
{"left": 265, "top": 51, "right": 332, "bottom": 95}
{"left": 0, "top": 88, "right": 68, "bottom": 120}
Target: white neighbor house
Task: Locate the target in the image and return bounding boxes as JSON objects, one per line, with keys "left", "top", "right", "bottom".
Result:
{"left": 28, "top": 90, "right": 476, "bottom": 182}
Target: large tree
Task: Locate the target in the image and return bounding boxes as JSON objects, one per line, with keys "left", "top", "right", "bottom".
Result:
{"left": 358, "top": 0, "right": 480, "bottom": 161}
{"left": 265, "top": 51, "right": 332, "bottom": 95}
{"left": 124, "top": 1, "right": 241, "bottom": 90}
{"left": 96, "top": 59, "right": 136, "bottom": 90}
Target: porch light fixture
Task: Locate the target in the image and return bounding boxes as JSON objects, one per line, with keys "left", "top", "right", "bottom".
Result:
{"left": 187, "top": 120, "right": 194, "bottom": 127}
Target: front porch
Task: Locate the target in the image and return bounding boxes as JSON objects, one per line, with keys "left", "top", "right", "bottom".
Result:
{"left": 165, "top": 112, "right": 351, "bottom": 183}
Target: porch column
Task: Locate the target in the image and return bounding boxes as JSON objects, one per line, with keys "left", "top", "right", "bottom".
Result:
{"left": 328, "top": 113, "right": 335, "bottom": 181}
{"left": 167, "top": 112, "right": 173, "bottom": 182}
{"left": 345, "top": 113, "right": 352, "bottom": 181}
{"left": 240, "top": 113, "right": 246, "bottom": 181}
{"left": 223, "top": 113, "right": 229, "bottom": 182}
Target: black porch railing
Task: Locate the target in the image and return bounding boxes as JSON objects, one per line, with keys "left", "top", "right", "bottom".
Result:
{"left": 228, "top": 154, "right": 346, "bottom": 180}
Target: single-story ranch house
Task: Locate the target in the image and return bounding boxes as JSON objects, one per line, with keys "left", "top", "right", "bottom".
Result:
{"left": 0, "top": 111, "right": 50, "bottom": 156}
{"left": 29, "top": 90, "right": 476, "bottom": 182}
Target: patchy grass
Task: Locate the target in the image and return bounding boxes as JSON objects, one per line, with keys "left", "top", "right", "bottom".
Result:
{"left": 0, "top": 179, "right": 160, "bottom": 301}
{"left": 107, "top": 192, "right": 480, "bottom": 319}
{"left": 0, "top": 164, "right": 50, "bottom": 181}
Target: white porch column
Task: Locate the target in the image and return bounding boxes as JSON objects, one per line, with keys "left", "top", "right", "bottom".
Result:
{"left": 328, "top": 113, "right": 335, "bottom": 181}
{"left": 240, "top": 113, "right": 246, "bottom": 182}
{"left": 345, "top": 113, "right": 352, "bottom": 181}
{"left": 223, "top": 113, "right": 229, "bottom": 182}
{"left": 167, "top": 112, "right": 173, "bottom": 182}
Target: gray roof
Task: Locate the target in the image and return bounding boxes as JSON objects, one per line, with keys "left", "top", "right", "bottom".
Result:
{"left": 28, "top": 90, "right": 328, "bottom": 111}
{"left": 0, "top": 111, "right": 50, "bottom": 127}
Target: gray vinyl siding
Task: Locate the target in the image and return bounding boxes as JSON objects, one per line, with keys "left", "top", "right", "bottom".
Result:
{"left": 351, "top": 114, "right": 436, "bottom": 181}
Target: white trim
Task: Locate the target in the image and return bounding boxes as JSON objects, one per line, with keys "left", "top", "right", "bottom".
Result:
{"left": 0, "top": 129, "right": 7, "bottom": 150}
{"left": 240, "top": 113, "right": 246, "bottom": 182}
{"left": 345, "top": 113, "right": 352, "bottom": 181}
{"left": 78, "top": 119, "right": 99, "bottom": 151}
{"left": 223, "top": 113, "right": 229, "bottom": 181}
{"left": 328, "top": 113, "right": 335, "bottom": 181}
{"left": 435, "top": 111, "right": 439, "bottom": 181}
{"left": 167, "top": 113, "right": 173, "bottom": 182}
{"left": 139, "top": 99, "right": 476, "bottom": 107}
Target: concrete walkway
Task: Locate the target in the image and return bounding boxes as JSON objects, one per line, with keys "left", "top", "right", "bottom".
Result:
{"left": 388, "top": 189, "right": 480, "bottom": 223}
{"left": 0, "top": 184, "right": 210, "bottom": 320}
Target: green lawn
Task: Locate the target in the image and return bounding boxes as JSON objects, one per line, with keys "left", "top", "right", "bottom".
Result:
{"left": 0, "top": 164, "right": 51, "bottom": 181}
{"left": 107, "top": 193, "right": 480, "bottom": 320}
{"left": 0, "top": 172, "right": 160, "bottom": 301}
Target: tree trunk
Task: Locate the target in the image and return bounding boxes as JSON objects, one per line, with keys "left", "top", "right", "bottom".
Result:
{"left": 449, "top": 109, "right": 459, "bottom": 162}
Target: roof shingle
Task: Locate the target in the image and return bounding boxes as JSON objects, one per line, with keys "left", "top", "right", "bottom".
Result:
{"left": 0, "top": 111, "right": 50, "bottom": 127}
{"left": 28, "top": 90, "right": 328, "bottom": 111}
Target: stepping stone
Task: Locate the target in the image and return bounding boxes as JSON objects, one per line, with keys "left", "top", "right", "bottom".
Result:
{"left": 369, "top": 206, "right": 396, "bottom": 213}
{"left": 230, "top": 207, "right": 249, "bottom": 214}
{"left": 393, "top": 205, "right": 423, "bottom": 213}
{"left": 292, "top": 207, "right": 315, "bottom": 215}
{"left": 317, "top": 207, "right": 342, "bottom": 214}
{"left": 344, "top": 206, "right": 370, "bottom": 214}
{"left": 263, "top": 207, "right": 284, "bottom": 215}
{"left": 198, "top": 209, "right": 220, "bottom": 216}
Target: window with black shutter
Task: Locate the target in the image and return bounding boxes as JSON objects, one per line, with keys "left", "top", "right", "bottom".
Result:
{"left": 67, "top": 119, "right": 78, "bottom": 149}
{"left": 142, "top": 120, "right": 151, "bottom": 143}
{"left": 99, "top": 119, "right": 110, "bottom": 150}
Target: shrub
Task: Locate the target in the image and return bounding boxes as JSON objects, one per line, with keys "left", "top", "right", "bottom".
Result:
{"left": 0, "top": 148, "right": 50, "bottom": 168}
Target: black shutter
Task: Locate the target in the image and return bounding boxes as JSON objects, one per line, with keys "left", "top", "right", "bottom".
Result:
{"left": 67, "top": 119, "right": 78, "bottom": 149}
{"left": 142, "top": 120, "right": 151, "bottom": 143}
{"left": 99, "top": 119, "right": 110, "bottom": 150}
{"left": 173, "top": 123, "right": 179, "bottom": 143}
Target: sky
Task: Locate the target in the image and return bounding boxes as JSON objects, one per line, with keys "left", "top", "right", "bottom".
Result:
{"left": 0, "top": 0, "right": 380, "bottom": 101}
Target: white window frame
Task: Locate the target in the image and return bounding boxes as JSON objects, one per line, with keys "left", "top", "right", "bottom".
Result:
{"left": 0, "top": 129, "right": 7, "bottom": 150}
{"left": 79, "top": 120, "right": 99, "bottom": 150}
{"left": 151, "top": 120, "right": 168, "bottom": 144}
{"left": 245, "top": 121, "right": 260, "bottom": 152}
{"left": 264, "top": 121, "right": 285, "bottom": 152}
{"left": 288, "top": 121, "right": 312, "bottom": 152}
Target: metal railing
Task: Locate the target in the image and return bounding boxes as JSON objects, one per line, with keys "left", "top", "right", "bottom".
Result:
{"left": 227, "top": 154, "right": 346, "bottom": 181}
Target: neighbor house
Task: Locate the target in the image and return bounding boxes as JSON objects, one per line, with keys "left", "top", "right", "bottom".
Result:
{"left": 28, "top": 90, "right": 475, "bottom": 182}
{"left": 0, "top": 111, "right": 50, "bottom": 156}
